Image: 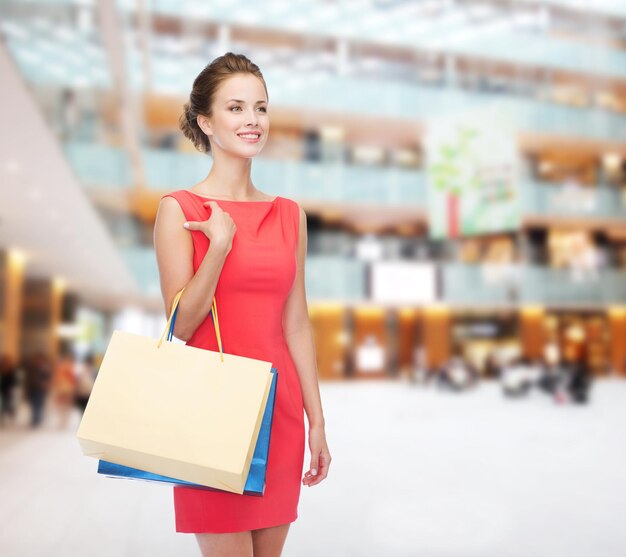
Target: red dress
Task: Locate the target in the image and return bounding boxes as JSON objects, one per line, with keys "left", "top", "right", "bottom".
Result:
{"left": 161, "top": 189, "right": 305, "bottom": 533}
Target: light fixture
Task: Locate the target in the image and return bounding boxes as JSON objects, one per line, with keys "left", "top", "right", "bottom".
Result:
{"left": 8, "top": 248, "right": 28, "bottom": 267}
{"left": 53, "top": 277, "right": 68, "bottom": 292}
{"left": 603, "top": 152, "right": 621, "bottom": 172}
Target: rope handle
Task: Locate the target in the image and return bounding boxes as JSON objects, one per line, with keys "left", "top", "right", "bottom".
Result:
{"left": 157, "top": 287, "right": 224, "bottom": 362}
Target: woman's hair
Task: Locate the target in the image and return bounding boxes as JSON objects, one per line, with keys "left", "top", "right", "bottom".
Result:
{"left": 179, "top": 52, "right": 268, "bottom": 154}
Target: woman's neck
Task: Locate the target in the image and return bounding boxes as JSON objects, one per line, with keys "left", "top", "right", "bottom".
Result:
{"left": 201, "top": 155, "right": 255, "bottom": 199}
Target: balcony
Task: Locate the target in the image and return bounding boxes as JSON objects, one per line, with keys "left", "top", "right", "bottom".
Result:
{"left": 441, "top": 263, "right": 626, "bottom": 306}
{"left": 521, "top": 181, "right": 626, "bottom": 220}
{"left": 4, "top": 20, "right": 625, "bottom": 143}
{"left": 120, "top": 245, "right": 626, "bottom": 306}
{"left": 65, "top": 142, "right": 626, "bottom": 220}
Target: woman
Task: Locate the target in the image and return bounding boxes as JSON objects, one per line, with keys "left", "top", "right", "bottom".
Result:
{"left": 153, "top": 52, "right": 331, "bottom": 557}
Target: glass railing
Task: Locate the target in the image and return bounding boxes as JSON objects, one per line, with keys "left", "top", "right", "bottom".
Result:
{"left": 119, "top": 246, "right": 161, "bottom": 296}
{"left": 121, "top": 249, "right": 626, "bottom": 305}
{"left": 441, "top": 263, "right": 519, "bottom": 305}
{"left": 305, "top": 255, "right": 367, "bottom": 300}
{"left": 65, "top": 143, "right": 428, "bottom": 205}
{"left": 65, "top": 142, "right": 626, "bottom": 219}
{"left": 521, "top": 181, "right": 626, "bottom": 219}
{"left": 442, "top": 263, "right": 626, "bottom": 305}
{"left": 263, "top": 73, "right": 626, "bottom": 144}
{"left": 121, "top": 247, "right": 367, "bottom": 301}
{"left": 4, "top": 20, "right": 625, "bottom": 143}
{"left": 64, "top": 142, "right": 132, "bottom": 187}
{"left": 519, "top": 267, "right": 620, "bottom": 305}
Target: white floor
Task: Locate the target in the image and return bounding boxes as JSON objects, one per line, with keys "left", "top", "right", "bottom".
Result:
{"left": 1, "top": 379, "right": 625, "bottom": 557}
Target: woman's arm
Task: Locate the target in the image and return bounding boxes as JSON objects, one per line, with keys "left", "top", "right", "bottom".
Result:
{"left": 153, "top": 197, "right": 230, "bottom": 341}
{"left": 283, "top": 204, "right": 331, "bottom": 486}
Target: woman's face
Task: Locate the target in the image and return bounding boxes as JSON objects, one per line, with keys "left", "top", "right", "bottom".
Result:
{"left": 200, "top": 73, "right": 269, "bottom": 158}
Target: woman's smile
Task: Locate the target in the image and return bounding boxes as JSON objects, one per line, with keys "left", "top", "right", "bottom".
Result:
{"left": 237, "top": 132, "right": 261, "bottom": 143}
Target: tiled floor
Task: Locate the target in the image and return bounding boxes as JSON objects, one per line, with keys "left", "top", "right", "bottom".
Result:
{"left": 1, "top": 378, "right": 625, "bottom": 557}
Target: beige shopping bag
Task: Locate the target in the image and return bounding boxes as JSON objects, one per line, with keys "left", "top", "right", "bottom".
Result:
{"left": 76, "top": 289, "right": 274, "bottom": 494}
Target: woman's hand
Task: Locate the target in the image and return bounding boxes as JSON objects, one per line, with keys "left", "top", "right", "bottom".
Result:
{"left": 183, "top": 201, "right": 236, "bottom": 252}
{"left": 302, "top": 424, "right": 331, "bottom": 487}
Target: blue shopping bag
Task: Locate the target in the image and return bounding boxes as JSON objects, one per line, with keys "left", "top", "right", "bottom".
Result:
{"left": 97, "top": 302, "right": 277, "bottom": 496}
{"left": 98, "top": 367, "right": 277, "bottom": 496}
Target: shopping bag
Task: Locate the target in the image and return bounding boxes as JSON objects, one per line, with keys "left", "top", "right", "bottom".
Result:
{"left": 76, "top": 288, "right": 274, "bottom": 494}
{"left": 97, "top": 365, "right": 277, "bottom": 496}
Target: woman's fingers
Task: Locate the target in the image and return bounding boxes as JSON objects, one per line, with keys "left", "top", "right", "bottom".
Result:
{"left": 183, "top": 220, "right": 202, "bottom": 230}
{"left": 302, "top": 461, "right": 317, "bottom": 484}
{"left": 303, "top": 451, "right": 331, "bottom": 486}
{"left": 308, "top": 454, "right": 327, "bottom": 485}
{"left": 309, "top": 453, "right": 319, "bottom": 478}
{"left": 302, "top": 451, "right": 319, "bottom": 485}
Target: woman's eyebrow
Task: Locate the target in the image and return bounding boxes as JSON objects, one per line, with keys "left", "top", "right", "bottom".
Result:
{"left": 226, "top": 99, "right": 267, "bottom": 104}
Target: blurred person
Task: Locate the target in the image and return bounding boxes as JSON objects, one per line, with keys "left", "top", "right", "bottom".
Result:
{"left": 58, "top": 87, "right": 80, "bottom": 140}
{"left": 74, "top": 353, "right": 96, "bottom": 414}
{"left": 51, "top": 351, "right": 77, "bottom": 430}
{"left": 0, "top": 353, "right": 18, "bottom": 427}
{"left": 153, "top": 52, "right": 330, "bottom": 556}
{"left": 537, "top": 343, "right": 564, "bottom": 396}
{"left": 23, "top": 352, "right": 52, "bottom": 428}
{"left": 537, "top": 360, "right": 563, "bottom": 397}
{"left": 567, "top": 359, "right": 592, "bottom": 404}
{"left": 501, "top": 356, "right": 535, "bottom": 398}
{"left": 555, "top": 345, "right": 593, "bottom": 405}
{"left": 484, "top": 351, "right": 501, "bottom": 379}
{"left": 410, "top": 346, "right": 429, "bottom": 385}
{"left": 303, "top": 128, "right": 321, "bottom": 161}
{"left": 437, "top": 348, "right": 479, "bottom": 392}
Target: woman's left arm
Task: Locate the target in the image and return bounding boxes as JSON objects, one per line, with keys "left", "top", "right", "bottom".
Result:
{"left": 283, "top": 203, "right": 332, "bottom": 487}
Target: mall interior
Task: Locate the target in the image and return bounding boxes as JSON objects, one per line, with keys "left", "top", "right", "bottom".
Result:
{"left": 1, "top": 1, "right": 626, "bottom": 556}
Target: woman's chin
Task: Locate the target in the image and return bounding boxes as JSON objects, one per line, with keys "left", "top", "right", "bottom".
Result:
{"left": 233, "top": 145, "right": 264, "bottom": 158}
{"left": 214, "top": 141, "right": 265, "bottom": 159}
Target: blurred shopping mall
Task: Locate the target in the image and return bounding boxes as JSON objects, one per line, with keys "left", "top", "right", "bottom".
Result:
{"left": 1, "top": 1, "right": 626, "bottom": 556}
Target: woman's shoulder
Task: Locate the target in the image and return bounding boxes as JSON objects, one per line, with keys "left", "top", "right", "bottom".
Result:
{"left": 160, "top": 188, "right": 188, "bottom": 202}
{"left": 156, "top": 189, "right": 200, "bottom": 223}
{"left": 277, "top": 196, "right": 306, "bottom": 237}
{"left": 278, "top": 195, "right": 304, "bottom": 219}
{"left": 277, "top": 195, "right": 302, "bottom": 212}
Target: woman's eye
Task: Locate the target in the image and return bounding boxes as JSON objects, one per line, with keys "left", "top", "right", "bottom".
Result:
{"left": 230, "top": 106, "right": 267, "bottom": 112}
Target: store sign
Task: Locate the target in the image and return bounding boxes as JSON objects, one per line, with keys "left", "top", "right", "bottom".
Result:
{"left": 371, "top": 261, "right": 436, "bottom": 303}
{"left": 425, "top": 105, "right": 521, "bottom": 239}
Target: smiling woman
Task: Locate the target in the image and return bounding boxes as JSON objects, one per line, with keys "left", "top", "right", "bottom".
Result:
{"left": 178, "top": 56, "right": 270, "bottom": 156}
{"left": 153, "top": 52, "right": 331, "bottom": 557}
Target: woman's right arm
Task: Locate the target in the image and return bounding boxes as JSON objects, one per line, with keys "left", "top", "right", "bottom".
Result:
{"left": 153, "top": 197, "right": 233, "bottom": 341}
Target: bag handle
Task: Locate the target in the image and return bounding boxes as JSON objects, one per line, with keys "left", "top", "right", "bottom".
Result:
{"left": 157, "top": 287, "right": 224, "bottom": 362}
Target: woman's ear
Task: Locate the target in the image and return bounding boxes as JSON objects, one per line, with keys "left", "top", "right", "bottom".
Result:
{"left": 197, "top": 115, "right": 212, "bottom": 136}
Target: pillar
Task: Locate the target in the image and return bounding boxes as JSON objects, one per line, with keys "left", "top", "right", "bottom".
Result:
{"left": 1, "top": 249, "right": 26, "bottom": 362}
{"left": 608, "top": 307, "right": 626, "bottom": 376}
{"left": 423, "top": 305, "right": 451, "bottom": 371}
{"left": 520, "top": 306, "right": 546, "bottom": 360}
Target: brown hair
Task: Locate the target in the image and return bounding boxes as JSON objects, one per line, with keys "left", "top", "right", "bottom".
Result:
{"left": 179, "top": 52, "right": 269, "bottom": 154}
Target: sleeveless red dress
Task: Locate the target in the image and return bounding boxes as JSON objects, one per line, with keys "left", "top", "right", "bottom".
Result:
{"left": 161, "top": 190, "right": 305, "bottom": 533}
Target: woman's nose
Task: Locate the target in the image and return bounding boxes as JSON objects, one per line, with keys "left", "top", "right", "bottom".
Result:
{"left": 245, "top": 109, "right": 259, "bottom": 125}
